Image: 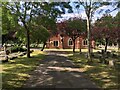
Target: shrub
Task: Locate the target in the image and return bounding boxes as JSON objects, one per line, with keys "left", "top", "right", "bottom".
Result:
{"left": 6, "top": 50, "right": 10, "bottom": 55}
{"left": 10, "top": 46, "right": 27, "bottom": 53}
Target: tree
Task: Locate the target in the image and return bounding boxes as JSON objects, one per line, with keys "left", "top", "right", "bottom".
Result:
{"left": 114, "top": 12, "right": 120, "bottom": 52}
{"left": 3, "top": 2, "right": 36, "bottom": 58}
{"left": 30, "top": 2, "right": 73, "bottom": 51}
{"left": 30, "top": 15, "right": 56, "bottom": 51}
{"left": 0, "top": 3, "right": 1, "bottom": 46}
{"left": 58, "top": 17, "right": 86, "bottom": 53}
{"left": 6, "top": 2, "right": 73, "bottom": 58}
{"left": 30, "top": 23, "right": 50, "bottom": 51}
{"left": 74, "top": 1, "right": 112, "bottom": 62}
{"left": 93, "top": 14, "right": 115, "bottom": 52}
{"left": 110, "top": 1, "right": 120, "bottom": 11}
{"left": 2, "top": 2, "right": 19, "bottom": 44}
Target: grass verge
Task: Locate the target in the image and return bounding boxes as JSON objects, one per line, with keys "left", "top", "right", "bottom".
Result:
{"left": 1, "top": 50, "right": 45, "bottom": 89}
{"left": 68, "top": 53, "right": 120, "bottom": 89}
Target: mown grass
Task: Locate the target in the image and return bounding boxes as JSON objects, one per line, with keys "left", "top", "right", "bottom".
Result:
{"left": 68, "top": 53, "right": 120, "bottom": 89}
{"left": 1, "top": 50, "right": 45, "bottom": 89}
{"left": 45, "top": 48, "right": 101, "bottom": 52}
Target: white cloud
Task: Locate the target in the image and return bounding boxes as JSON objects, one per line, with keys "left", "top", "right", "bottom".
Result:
{"left": 57, "top": 11, "right": 87, "bottom": 22}
{"left": 57, "top": 4, "right": 118, "bottom": 23}
{"left": 67, "top": 11, "right": 86, "bottom": 18}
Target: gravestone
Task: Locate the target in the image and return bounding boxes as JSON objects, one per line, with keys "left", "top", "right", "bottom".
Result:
{"left": 109, "top": 60, "right": 115, "bottom": 67}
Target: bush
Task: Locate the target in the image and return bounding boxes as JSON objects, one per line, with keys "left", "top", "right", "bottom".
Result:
{"left": 10, "top": 46, "right": 27, "bottom": 53}
{"left": 6, "top": 50, "right": 10, "bottom": 55}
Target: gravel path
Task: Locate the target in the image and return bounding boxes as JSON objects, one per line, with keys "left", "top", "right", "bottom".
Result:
{"left": 23, "top": 53, "right": 101, "bottom": 89}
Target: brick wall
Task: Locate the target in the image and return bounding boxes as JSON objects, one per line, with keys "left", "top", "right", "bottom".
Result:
{"left": 46, "top": 34, "right": 95, "bottom": 49}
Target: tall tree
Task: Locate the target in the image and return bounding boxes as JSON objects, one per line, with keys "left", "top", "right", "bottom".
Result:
{"left": 74, "top": 1, "right": 112, "bottom": 62}
{"left": 2, "top": 2, "right": 21, "bottom": 46}
{"left": 58, "top": 17, "right": 86, "bottom": 53}
{"left": 30, "top": 19, "right": 50, "bottom": 51}
{"left": 57, "top": 21, "right": 66, "bottom": 49}
{"left": 114, "top": 12, "right": 120, "bottom": 52}
{"left": 6, "top": 2, "right": 73, "bottom": 58}
{"left": 15, "top": 2, "right": 35, "bottom": 58}
{"left": 32, "top": 2, "right": 73, "bottom": 51}
{"left": 31, "top": 15, "right": 56, "bottom": 51}
{"left": 93, "top": 14, "right": 115, "bottom": 52}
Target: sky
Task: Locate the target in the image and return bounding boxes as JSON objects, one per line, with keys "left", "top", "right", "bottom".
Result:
{"left": 57, "top": 2, "right": 119, "bottom": 23}
{"left": 17, "top": 1, "right": 119, "bottom": 25}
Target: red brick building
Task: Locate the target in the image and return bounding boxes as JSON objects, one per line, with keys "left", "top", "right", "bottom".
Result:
{"left": 46, "top": 34, "right": 95, "bottom": 49}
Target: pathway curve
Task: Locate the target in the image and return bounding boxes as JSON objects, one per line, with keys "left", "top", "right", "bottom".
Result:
{"left": 23, "top": 52, "right": 101, "bottom": 89}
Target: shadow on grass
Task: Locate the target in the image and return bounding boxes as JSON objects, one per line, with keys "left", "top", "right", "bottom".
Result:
{"left": 23, "top": 54, "right": 100, "bottom": 89}
{"left": 2, "top": 52, "right": 45, "bottom": 89}
{"left": 45, "top": 50, "right": 75, "bottom": 54}
{"left": 68, "top": 53, "right": 120, "bottom": 89}
{"left": 2, "top": 50, "right": 120, "bottom": 89}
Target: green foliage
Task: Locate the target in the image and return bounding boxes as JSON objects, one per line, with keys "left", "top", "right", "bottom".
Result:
{"left": 114, "top": 12, "right": 120, "bottom": 50}
{"left": 2, "top": 2, "right": 73, "bottom": 57}
{"left": 2, "top": 2, "right": 18, "bottom": 35}
{"left": 33, "top": 15, "right": 57, "bottom": 34}
{"left": 15, "top": 27, "right": 26, "bottom": 44}
{"left": 2, "top": 2, "right": 21, "bottom": 44}
{"left": 75, "top": 1, "right": 112, "bottom": 20}
{"left": 63, "top": 17, "right": 87, "bottom": 40}
{"left": 10, "top": 46, "right": 27, "bottom": 53}
{"left": 96, "top": 14, "right": 114, "bottom": 30}
{"left": 67, "top": 18, "right": 86, "bottom": 33}
{"left": 114, "top": 12, "right": 120, "bottom": 27}
{"left": 75, "top": 1, "right": 113, "bottom": 60}
{"left": 94, "top": 14, "right": 116, "bottom": 40}
{"left": 30, "top": 25, "right": 50, "bottom": 44}
{"left": 4, "top": 2, "right": 73, "bottom": 45}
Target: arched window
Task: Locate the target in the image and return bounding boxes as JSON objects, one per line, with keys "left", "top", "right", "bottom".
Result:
{"left": 68, "top": 38, "right": 73, "bottom": 46}
{"left": 53, "top": 41, "right": 59, "bottom": 47}
{"left": 83, "top": 39, "right": 88, "bottom": 46}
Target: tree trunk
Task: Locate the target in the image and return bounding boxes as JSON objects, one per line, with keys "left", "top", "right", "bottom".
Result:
{"left": 18, "top": 2, "right": 30, "bottom": 58}
{"left": 61, "top": 38, "right": 64, "bottom": 49}
{"left": 105, "top": 38, "right": 108, "bottom": 53}
{"left": 79, "top": 46, "right": 81, "bottom": 53}
{"left": 49, "top": 38, "right": 50, "bottom": 49}
{"left": 41, "top": 42, "right": 46, "bottom": 51}
{"left": 73, "top": 39, "right": 75, "bottom": 53}
{"left": 79, "top": 37, "right": 82, "bottom": 54}
{"left": 3, "top": 44, "right": 8, "bottom": 62}
{"left": 86, "top": 16, "right": 92, "bottom": 62}
{"left": 118, "top": 39, "right": 120, "bottom": 52}
{"left": 26, "top": 28, "right": 30, "bottom": 58}
{"left": 118, "top": 43, "right": 120, "bottom": 52}
{"left": 36, "top": 39, "right": 39, "bottom": 47}
{"left": 22, "top": 19, "right": 30, "bottom": 58}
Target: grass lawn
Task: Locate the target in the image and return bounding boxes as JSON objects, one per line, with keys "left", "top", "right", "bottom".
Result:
{"left": 68, "top": 53, "right": 120, "bottom": 89}
{"left": 1, "top": 48, "right": 119, "bottom": 89}
{"left": 1, "top": 50, "right": 45, "bottom": 89}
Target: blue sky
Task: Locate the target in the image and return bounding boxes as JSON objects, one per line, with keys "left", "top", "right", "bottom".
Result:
{"left": 18, "top": 1, "right": 119, "bottom": 24}
{"left": 57, "top": 2, "right": 119, "bottom": 23}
